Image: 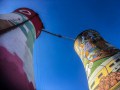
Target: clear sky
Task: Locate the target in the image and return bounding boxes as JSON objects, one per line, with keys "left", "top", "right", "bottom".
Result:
{"left": 0, "top": 0, "right": 120, "bottom": 90}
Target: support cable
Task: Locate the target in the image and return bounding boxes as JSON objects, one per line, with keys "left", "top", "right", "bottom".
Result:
{"left": 0, "top": 13, "right": 75, "bottom": 41}
{"left": 42, "top": 29, "right": 75, "bottom": 41}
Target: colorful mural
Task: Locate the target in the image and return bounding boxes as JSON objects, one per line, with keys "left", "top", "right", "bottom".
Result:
{"left": 74, "top": 30, "right": 120, "bottom": 90}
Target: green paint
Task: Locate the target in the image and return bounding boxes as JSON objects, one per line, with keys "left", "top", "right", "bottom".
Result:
{"left": 90, "top": 57, "right": 110, "bottom": 77}
{"left": 12, "top": 13, "right": 36, "bottom": 54}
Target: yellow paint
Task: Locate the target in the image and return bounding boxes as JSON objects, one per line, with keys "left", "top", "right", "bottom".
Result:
{"left": 90, "top": 67, "right": 108, "bottom": 90}
{"left": 106, "top": 60, "right": 115, "bottom": 73}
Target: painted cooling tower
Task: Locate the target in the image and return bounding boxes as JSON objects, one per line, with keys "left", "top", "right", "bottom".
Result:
{"left": 0, "top": 8, "right": 43, "bottom": 90}
{"left": 74, "top": 30, "right": 120, "bottom": 90}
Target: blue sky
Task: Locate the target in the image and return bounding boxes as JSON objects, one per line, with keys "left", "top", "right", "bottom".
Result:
{"left": 0, "top": 0, "right": 120, "bottom": 90}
